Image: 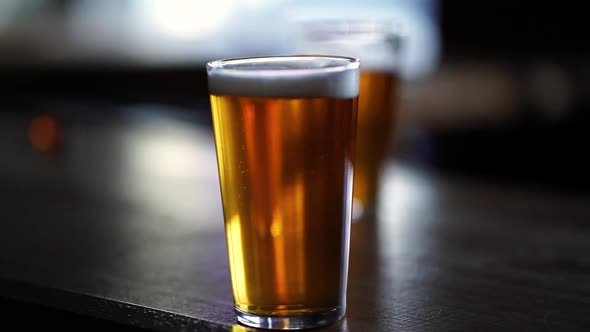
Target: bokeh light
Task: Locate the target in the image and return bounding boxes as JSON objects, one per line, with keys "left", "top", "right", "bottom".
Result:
{"left": 28, "top": 113, "right": 61, "bottom": 153}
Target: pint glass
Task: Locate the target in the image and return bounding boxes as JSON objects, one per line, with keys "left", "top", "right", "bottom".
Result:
{"left": 207, "top": 56, "right": 360, "bottom": 329}
{"left": 298, "top": 21, "right": 403, "bottom": 220}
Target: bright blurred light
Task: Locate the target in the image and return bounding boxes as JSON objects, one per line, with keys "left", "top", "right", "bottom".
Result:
{"left": 124, "top": 120, "right": 214, "bottom": 179}
{"left": 148, "top": 0, "right": 234, "bottom": 39}
{"left": 118, "top": 115, "right": 221, "bottom": 224}
{"left": 132, "top": 136, "right": 197, "bottom": 178}
{"left": 375, "top": 163, "right": 435, "bottom": 255}
{"left": 241, "top": 0, "right": 273, "bottom": 7}
{"left": 378, "top": 163, "right": 434, "bottom": 226}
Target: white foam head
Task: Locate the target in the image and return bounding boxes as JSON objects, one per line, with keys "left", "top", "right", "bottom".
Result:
{"left": 207, "top": 56, "right": 359, "bottom": 98}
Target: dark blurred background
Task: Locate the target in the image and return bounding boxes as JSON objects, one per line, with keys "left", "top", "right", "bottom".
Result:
{"left": 1, "top": 0, "right": 588, "bottom": 195}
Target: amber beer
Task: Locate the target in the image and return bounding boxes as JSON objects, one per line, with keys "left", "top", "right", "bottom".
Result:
{"left": 207, "top": 56, "right": 359, "bottom": 330}
{"left": 354, "top": 70, "right": 399, "bottom": 217}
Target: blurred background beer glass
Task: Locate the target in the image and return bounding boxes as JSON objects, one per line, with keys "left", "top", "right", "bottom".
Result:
{"left": 297, "top": 21, "right": 404, "bottom": 220}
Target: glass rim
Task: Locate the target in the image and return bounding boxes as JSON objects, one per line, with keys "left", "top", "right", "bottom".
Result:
{"left": 302, "top": 19, "right": 404, "bottom": 32}
{"left": 206, "top": 55, "right": 360, "bottom": 75}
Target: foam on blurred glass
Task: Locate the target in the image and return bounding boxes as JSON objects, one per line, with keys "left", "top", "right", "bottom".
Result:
{"left": 289, "top": 0, "right": 440, "bottom": 78}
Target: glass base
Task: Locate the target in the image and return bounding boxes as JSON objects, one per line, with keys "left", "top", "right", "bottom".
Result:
{"left": 235, "top": 306, "right": 344, "bottom": 330}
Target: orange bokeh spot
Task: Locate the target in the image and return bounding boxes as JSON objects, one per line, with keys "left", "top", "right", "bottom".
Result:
{"left": 28, "top": 113, "right": 61, "bottom": 153}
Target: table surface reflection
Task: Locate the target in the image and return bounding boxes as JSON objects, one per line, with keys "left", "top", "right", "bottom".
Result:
{"left": 1, "top": 106, "right": 589, "bottom": 331}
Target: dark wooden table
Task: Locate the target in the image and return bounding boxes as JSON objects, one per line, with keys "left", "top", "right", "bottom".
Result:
{"left": 1, "top": 107, "right": 589, "bottom": 331}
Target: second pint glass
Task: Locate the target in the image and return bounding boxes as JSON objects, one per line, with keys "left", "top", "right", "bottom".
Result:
{"left": 298, "top": 21, "right": 403, "bottom": 220}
